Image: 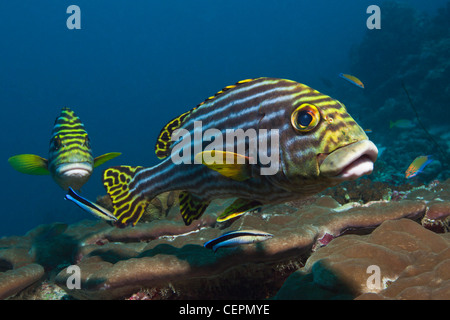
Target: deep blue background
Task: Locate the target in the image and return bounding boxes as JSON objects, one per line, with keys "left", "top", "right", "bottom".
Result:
{"left": 1, "top": 0, "right": 447, "bottom": 236}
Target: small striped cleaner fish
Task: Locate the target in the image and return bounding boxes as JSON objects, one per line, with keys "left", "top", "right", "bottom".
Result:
{"left": 8, "top": 107, "right": 121, "bottom": 190}
{"left": 101, "top": 77, "right": 378, "bottom": 227}
{"left": 203, "top": 230, "right": 274, "bottom": 253}
{"left": 65, "top": 187, "right": 118, "bottom": 223}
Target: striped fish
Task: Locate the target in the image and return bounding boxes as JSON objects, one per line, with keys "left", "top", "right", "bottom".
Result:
{"left": 204, "top": 229, "right": 274, "bottom": 253}
{"left": 102, "top": 77, "right": 378, "bottom": 227}
{"left": 8, "top": 107, "right": 121, "bottom": 190}
{"left": 65, "top": 187, "right": 118, "bottom": 222}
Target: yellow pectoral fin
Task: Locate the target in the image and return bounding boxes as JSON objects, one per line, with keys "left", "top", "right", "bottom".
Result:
{"left": 93, "top": 152, "right": 122, "bottom": 168}
{"left": 195, "top": 150, "right": 252, "bottom": 181}
{"left": 8, "top": 154, "right": 49, "bottom": 175}
{"left": 216, "top": 199, "right": 262, "bottom": 222}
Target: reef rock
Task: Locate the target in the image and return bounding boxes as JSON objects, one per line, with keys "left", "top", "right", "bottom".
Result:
{"left": 0, "top": 263, "right": 44, "bottom": 300}
{"left": 1, "top": 179, "right": 449, "bottom": 300}
{"left": 53, "top": 196, "right": 428, "bottom": 300}
{"left": 274, "top": 219, "right": 449, "bottom": 300}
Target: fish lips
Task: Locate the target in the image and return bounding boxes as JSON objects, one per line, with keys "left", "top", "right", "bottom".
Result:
{"left": 319, "top": 140, "right": 378, "bottom": 180}
{"left": 55, "top": 162, "right": 93, "bottom": 178}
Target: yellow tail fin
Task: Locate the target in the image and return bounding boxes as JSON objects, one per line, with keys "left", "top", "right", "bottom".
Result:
{"left": 102, "top": 165, "right": 150, "bottom": 227}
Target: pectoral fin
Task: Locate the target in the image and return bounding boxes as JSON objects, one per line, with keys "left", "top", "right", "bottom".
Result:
{"left": 8, "top": 154, "right": 49, "bottom": 175}
{"left": 216, "top": 198, "right": 262, "bottom": 222}
{"left": 194, "top": 150, "right": 252, "bottom": 181}
{"left": 93, "top": 152, "right": 121, "bottom": 168}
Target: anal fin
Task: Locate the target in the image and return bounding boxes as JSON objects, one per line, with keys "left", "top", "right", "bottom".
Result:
{"left": 179, "top": 191, "right": 211, "bottom": 225}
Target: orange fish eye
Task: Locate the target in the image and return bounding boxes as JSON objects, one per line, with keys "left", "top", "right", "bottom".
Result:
{"left": 291, "top": 103, "right": 321, "bottom": 132}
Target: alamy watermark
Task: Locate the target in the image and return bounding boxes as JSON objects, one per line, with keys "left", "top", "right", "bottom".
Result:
{"left": 367, "top": 5, "right": 381, "bottom": 30}
{"left": 66, "top": 5, "right": 81, "bottom": 30}
{"left": 366, "top": 264, "right": 382, "bottom": 291}
{"left": 366, "top": 264, "right": 396, "bottom": 292}
{"left": 66, "top": 265, "right": 81, "bottom": 289}
{"left": 169, "top": 121, "right": 280, "bottom": 176}
{"left": 66, "top": 5, "right": 380, "bottom": 31}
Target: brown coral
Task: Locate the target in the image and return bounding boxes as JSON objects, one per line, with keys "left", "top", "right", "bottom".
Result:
{"left": 53, "top": 197, "right": 428, "bottom": 300}
{"left": 274, "top": 218, "right": 450, "bottom": 300}
{"left": 0, "top": 264, "right": 44, "bottom": 299}
{"left": 1, "top": 179, "right": 450, "bottom": 300}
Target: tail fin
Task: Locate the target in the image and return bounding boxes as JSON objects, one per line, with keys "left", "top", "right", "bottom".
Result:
{"left": 102, "top": 165, "right": 150, "bottom": 227}
{"left": 389, "top": 121, "right": 394, "bottom": 129}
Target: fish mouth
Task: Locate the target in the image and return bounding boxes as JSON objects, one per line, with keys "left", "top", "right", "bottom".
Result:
{"left": 56, "top": 162, "right": 93, "bottom": 177}
{"left": 319, "top": 140, "right": 378, "bottom": 180}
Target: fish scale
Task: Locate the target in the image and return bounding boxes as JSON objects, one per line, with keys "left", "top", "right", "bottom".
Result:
{"left": 102, "top": 77, "right": 377, "bottom": 227}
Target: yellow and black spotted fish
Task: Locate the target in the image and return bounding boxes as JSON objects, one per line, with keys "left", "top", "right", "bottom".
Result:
{"left": 8, "top": 107, "right": 121, "bottom": 190}
{"left": 102, "top": 78, "right": 378, "bottom": 227}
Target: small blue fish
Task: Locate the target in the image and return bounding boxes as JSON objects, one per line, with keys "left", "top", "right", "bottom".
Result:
{"left": 203, "top": 229, "right": 273, "bottom": 253}
{"left": 65, "top": 187, "right": 118, "bottom": 223}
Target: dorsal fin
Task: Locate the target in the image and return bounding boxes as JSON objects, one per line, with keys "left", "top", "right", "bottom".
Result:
{"left": 154, "top": 78, "right": 257, "bottom": 160}
{"left": 155, "top": 110, "right": 194, "bottom": 159}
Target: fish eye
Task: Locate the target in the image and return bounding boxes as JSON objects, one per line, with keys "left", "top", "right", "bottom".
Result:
{"left": 52, "top": 135, "right": 62, "bottom": 150}
{"left": 291, "top": 103, "right": 320, "bottom": 132}
{"left": 84, "top": 135, "right": 91, "bottom": 148}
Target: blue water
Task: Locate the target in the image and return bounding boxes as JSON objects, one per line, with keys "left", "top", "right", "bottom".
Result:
{"left": 1, "top": 0, "right": 449, "bottom": 237}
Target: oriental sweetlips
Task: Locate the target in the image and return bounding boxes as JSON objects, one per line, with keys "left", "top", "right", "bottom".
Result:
{"left": 99, "top": 77, "right": 378, "bottom": 227}
{"left": 8, "top": 107, "right": 121, "bottom": 190}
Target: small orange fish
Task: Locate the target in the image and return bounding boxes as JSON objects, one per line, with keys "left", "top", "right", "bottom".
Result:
{"left": 339, "top": 73, "right": 364, "bottom": 89}
{"left": 405, "top": 155, "right": 434, "bottom": 179}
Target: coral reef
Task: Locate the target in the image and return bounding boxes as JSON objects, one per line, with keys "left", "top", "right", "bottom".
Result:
{"left": 0, "top": 264, "right": 44, "bottom": 300}
{"left": 1, "top": 179, "right": 448, "bottom": 300}
{"left": 53, "top": 196, "right": 429, "bottom": 300}
{"left": 321, "top": 178, "right": 398, "bottom": 204}
{"left": 274, "top": 219, "right": 449, "bottom": 300}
